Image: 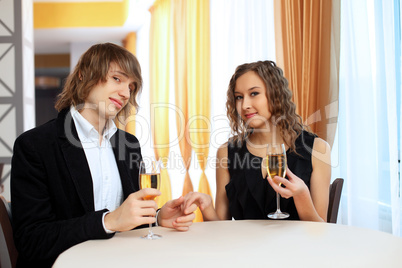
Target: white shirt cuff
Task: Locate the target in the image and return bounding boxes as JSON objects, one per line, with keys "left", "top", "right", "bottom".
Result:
{"left": 155, "top": 209, "right": 160, "bottom": 227}
{"left": 102, "top": 211, "right": 116, "bottom": 234}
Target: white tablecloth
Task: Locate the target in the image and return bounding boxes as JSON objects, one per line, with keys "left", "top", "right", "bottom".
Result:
{"left": 53, "top": 220, "right": 402, "bottom": 268}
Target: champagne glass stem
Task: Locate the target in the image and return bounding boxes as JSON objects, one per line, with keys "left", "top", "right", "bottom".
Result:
{"left": 276, "top": 192, "right": 281, "bottom": 213}
{"left": 148, "top": 223, "right": 153, "bottom": 237}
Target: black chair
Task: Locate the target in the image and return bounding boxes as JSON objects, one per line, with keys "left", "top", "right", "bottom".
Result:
{"left": 0, "top": 194, "right": 18, "bottom": 268}
{"left": 0, "top": 163, "right": 3, "bottom": 193}
{"left": 327, "top": 178, "right": 344, "bottom": 223}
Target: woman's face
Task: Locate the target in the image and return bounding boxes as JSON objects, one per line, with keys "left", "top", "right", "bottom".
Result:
{"left": 234, "top": 71, "right": 272, "bottom": 130}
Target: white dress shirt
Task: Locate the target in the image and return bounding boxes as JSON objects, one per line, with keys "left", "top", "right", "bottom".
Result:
{"left": 70, "top": 106, "right": 123, "bottom": 231}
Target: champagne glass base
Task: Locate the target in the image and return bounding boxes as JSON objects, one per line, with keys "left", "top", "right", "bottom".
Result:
{"left": 268, "top": 211, "right": 290, "bottom": 219}
{"left": 141, "top": 233, "right": 162, "bottom": 240}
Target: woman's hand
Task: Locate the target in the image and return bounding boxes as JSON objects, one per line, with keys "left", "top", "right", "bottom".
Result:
{"left": 267, "top": 167, "right": 309, "bottom": 199}
{"left": 182, "top": 192, "right": 220, "bottom": 221}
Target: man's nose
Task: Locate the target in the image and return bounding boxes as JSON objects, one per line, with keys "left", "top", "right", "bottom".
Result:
{"left": 119, "top": 84, "right": 130, "bottom": 99}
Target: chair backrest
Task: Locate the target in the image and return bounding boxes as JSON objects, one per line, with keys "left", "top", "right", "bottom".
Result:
{"left": 327, "top": 178, "right": 344, "bottom": 223}
{"left": 0, "top": 194, "right": 18, "bottom": 268}
{"left": 0, "top": 163, "right": 4, "bottom": 193}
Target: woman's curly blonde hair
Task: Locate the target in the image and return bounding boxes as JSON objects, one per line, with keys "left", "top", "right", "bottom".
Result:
{"left": 226, "top": 60, "right": 305, "bottom": 153}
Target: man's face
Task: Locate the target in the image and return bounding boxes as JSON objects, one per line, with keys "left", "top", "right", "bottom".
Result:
{"left": 81, "top": 62, "right": 136, "bottom": 125}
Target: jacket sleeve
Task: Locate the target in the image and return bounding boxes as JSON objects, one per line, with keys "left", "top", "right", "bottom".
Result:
{"left": 11, "top": 134, "right": 114, "bottom": 263}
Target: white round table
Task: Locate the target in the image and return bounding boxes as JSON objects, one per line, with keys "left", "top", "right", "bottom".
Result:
{"left": 53, "top": 220, "right": 402, "bottom": 268}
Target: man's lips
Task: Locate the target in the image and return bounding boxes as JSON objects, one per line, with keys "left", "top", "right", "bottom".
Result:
{"left": 109, "top": 98, "right": 123, "bottom": 109}
{"left": 245, "top": 113, "right": 257, "bottom": 119}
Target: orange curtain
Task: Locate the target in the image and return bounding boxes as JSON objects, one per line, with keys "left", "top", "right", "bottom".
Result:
{"left": 186, "top": 0, "right": 212, "bottom": 222}
{"left": 172, "top": 0, "right": 194, "bottom": 196}
{"left": 149, "top": 0, "right": 172, "bottom": 207}
{"left": 116, "top": 32, "right": 137, "bottom": 134}
{"left": 274, "top": 0, "right": 340, "bottom": 147}
{"left": 149, "top": 0, "right": 212, "bottom": 220}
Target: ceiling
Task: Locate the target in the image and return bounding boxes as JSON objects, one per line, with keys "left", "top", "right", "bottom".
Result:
{"left": 33, "top": 0, "right": 154, "bottom": 54}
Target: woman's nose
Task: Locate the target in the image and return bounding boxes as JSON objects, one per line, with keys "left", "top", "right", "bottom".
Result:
{"left": 242, "top": 97, "right": 251, "bottom": 110}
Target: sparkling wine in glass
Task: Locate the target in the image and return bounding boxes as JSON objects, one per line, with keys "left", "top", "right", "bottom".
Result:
{"left": 139, "top": 160, "right": 162, "bottom": 239}
{"left": 266, "top": 143, "right": 289, "bottom": 219}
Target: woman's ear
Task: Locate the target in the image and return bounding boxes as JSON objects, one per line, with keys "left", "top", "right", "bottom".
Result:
{"left": 78, "top": 71, "right": 83, "bottom": 81}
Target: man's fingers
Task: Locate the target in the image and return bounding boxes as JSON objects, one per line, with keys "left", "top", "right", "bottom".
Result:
{"left": 172, "top": 215, "right": 194, "bottom": 231}
{"left": 140, "top": 216, "right": 156, "bottom": 225}
{"left": 133, "top": 199, "right": 158, "bottom": 210}
{"left": 138, "top": 207, "right": 157, "bottom": 217}
{"left": 133, "top": 188, "right": 161, "bottom": 200}
{"left": 173, "top": 226, "right": 190, "bottom": 232}
{"left": 176, "top": 212, "right": 196, "bottom": 223}
{"left": 168, "top": 196, "right": 184, "bottom": 208}
{"left": 173, "top": 220, "right": 194, "bottom": 227}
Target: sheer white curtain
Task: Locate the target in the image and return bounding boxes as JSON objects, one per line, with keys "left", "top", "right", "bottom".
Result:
{"left": 208, "top": 0, "right": 276, "bottom": 199}
{"left": 338, "top": 0, "right": 401, "bottom": 235}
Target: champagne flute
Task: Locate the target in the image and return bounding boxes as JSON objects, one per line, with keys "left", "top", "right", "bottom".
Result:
{"left": 139, "top": 160, "right": 162, "bottom": 239}
{"left": 266, "top": 143, "right": 289, "bottom": 219}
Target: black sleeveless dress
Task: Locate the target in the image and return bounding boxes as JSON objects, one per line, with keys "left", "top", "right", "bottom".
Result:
{"left": 225, "top": 130, "right": 316, "bottom": 220}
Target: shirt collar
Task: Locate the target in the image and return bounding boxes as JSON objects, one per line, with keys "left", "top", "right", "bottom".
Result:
{"left": 103, "top": 121, "right": 118, "bottom": 141}
{"left": 70, "top": 105, "right": 118, "bottom": 142}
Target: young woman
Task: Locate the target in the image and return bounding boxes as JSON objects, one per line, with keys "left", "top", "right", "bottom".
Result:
{"left": 183, "top": 60, "right": 331, "bottom": 222}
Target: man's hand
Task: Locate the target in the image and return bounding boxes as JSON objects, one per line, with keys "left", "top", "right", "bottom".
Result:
{"left": 104, "top": 188, "right": 161, "bottom": 232}
{"left": 158, "top": 196, "right": 195, "bottom": 231}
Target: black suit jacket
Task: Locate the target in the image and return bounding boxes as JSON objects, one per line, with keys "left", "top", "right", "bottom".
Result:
{"left": 11, "top": 108, "right": 142, "bottom": 267}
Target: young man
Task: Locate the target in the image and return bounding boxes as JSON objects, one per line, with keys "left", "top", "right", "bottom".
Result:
{"left": 11, "top": 43, "right": 195, "bottom": 267}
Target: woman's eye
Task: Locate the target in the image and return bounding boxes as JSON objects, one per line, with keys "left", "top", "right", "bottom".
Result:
{"left": 250, "top": 92, "right": 259, "bottom": 97}
{"left": 113, "top": 77, "right": 121, "bottom": 82}
{"left": 235, "top": 96, "right": 243, "bottom": 100}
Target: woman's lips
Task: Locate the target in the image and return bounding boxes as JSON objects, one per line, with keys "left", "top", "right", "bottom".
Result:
{"left": 109, "top": 98, "right": 123, "bottom": 109}
{"left": 245, "top": 113, "right": 257, "bottom": 119}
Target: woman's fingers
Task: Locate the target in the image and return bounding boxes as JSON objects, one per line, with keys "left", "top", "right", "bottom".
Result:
{"left": 268, "top": 176, "right": 292, "bottom": 199}
{"left": 184, "top": 203, "right": 198, "bottom": 214}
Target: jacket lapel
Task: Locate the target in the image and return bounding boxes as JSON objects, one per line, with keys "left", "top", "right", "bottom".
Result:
{"left": 110, "top": 130, "right": 137, "bottom": 199}
{"left": 57, "top": 109, "right": 95, "bottom": 212}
